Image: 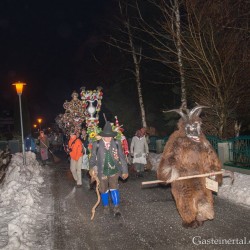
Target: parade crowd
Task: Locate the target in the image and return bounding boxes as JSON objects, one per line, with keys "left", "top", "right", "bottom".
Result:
{"left": 26, "top": 121, "right": 150, "bottom": 218}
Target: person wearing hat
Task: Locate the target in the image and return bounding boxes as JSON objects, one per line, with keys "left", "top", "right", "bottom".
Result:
{"left": 68, "top": 130, "right": 83, "bottom": 187}
{"left": 89, "top": 121, "right": 129, "bottom": 217}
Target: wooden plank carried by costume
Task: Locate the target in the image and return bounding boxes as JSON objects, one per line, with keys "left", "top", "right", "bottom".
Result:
{"left": 141, "top": 170, "right": 224, "bottom": 186}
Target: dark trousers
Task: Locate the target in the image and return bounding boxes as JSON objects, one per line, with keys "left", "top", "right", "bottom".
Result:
{"left": 99, "top": 173, "right": 119, "bottom": 193}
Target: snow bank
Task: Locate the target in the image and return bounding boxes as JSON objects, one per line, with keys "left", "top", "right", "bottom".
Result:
{"left": 0, "top": 152, "right": 52, "bottom": 250}
{"left": 148, "top": 153, "right": 250, "bottom": 208}
{"left": 218, "top": 172, "right": 250, "bottom": 207}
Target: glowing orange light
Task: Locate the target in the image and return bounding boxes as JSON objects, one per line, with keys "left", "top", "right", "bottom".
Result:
{"left": 33, "top": 124, "right": 37, "bottom": 128}
{"left": 12, "top": 82, "right": 26, "bottom": 94}
{"left": 37, "top": 118, "right": 42, "bottom": 124}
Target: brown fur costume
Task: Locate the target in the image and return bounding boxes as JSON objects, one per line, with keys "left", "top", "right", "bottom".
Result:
{"left": 157, "top": 106, "right": 222, "bottom": 229}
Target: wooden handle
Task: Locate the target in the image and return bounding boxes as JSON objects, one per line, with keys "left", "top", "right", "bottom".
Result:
{"left": 141, "top": 170, "right": 224, "bottom": 186}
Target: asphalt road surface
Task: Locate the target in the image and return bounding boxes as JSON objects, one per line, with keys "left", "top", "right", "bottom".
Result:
{"left": 50, "top": 155, "right": 250, "bottom": 250}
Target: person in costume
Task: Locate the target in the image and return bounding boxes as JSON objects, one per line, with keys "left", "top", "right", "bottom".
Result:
{"left": 89, "top": 121, "right": 128, "bottom": 217}
{"left": 130, "top": 129, "right": 149, "bottom": 178}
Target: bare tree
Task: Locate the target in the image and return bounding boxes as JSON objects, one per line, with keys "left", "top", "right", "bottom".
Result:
{"left": 173, "top": 0, "right": 187, "bottom": 109}
{"left": 136, "top": 0, "right": 187, "bottom": 109}
{"left": 182, "top": 0, "right": 250, "bottom": 138}
{"left": 137, "top": 0, "right": 250, "bottom": 139}
{"left": 107, "top": 0, "right": 147, "bottom": 128}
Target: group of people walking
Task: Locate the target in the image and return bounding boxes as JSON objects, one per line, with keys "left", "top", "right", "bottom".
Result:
{"left": 25, "top": 130, "right": 64, "bottom": 166}
{"left": 66, "top": 121, "right": 149, "bottom": 217}
{"left": 31, "top": 121, "right": 149, "bottom": 218}
{"left": 33, "top": 121, "right": 150, "bottom": 217}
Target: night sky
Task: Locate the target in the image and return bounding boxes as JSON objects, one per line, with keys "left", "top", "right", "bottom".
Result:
{"left": 0, "top": 0, "right": 115, "bottom": 125}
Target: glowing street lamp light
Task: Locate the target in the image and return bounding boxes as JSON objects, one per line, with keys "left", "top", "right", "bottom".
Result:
{"left": 12, "top": 82, "right": 27, "bottom": 165}
{"left": 33, "top": 124, "right": 38, "bottom": 132}
{"left": 37, "top": 118, "right": 42, "bottom": 131}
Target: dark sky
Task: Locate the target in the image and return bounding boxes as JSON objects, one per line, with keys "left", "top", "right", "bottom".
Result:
{"left": 0, "top": 0, "right": 114, "bottom": 125}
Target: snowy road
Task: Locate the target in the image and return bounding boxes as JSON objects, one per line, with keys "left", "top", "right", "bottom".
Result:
{"left": 51, "top": 156, "right": 250, "bottom": 250}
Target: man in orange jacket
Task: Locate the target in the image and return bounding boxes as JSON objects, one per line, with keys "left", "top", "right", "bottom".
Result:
{"left": 68, "top": 131, "right": 83, "bottom": 187}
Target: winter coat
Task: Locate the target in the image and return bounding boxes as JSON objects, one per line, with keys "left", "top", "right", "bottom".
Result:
{"left": 39, "top": 135, "right": 49, "bottom": 149}
{"left": 68, "top": 136, "right": 83, "bottom": 161}
{"left": 89, "top": 138, "right": 128, "bottom": 178}
{"left": 130, "top": 136, "right": 149, "bottom": 164}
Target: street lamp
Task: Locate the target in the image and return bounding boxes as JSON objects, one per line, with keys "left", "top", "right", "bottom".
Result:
{"left": 37, "top": 118, "right": 42, "bottom": 131}
{"left": 12, "top": 81, "right": 26, "bottom": 165}
{"left": 33, "top": 124, "right": 38, "bottom": 133}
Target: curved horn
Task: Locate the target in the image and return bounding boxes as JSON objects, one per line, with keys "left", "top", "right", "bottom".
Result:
{"left": 163, "top": 109, "right": 187, "bottom": 120}
{"left": 189, "top": 106, "right": 209, "bottom": 118}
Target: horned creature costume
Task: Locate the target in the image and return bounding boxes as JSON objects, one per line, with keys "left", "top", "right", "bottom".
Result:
{"left": 157, "top": 105, "right": 222, "bottom": 228}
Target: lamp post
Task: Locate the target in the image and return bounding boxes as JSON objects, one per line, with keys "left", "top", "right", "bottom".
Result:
{"left": 12, "top": 82, "right": 26, "bottom": 165}
{"left": 37, "top": 118, "right": 42, "bottom": 131}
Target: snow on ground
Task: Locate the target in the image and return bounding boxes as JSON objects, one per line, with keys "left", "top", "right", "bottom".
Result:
{"left": 0, "top": 151, "right": 249, "bottom": 249}
{"left": 148, "top": 152, "right": 250, "bottom": 208}
{"left": 218, "top": 172, "right": 250, "bottom": 207}
{"left": 0, "top": 152, "right": 53, "bottom": 250}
